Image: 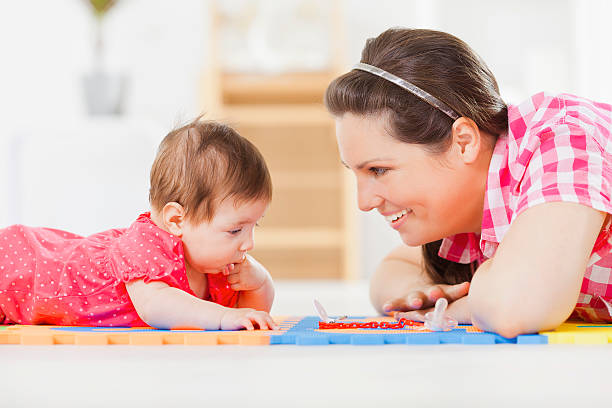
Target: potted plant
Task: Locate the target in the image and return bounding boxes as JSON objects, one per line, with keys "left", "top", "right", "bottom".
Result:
{"left": 83, "top": 0, "right": 126, "bottom": 115}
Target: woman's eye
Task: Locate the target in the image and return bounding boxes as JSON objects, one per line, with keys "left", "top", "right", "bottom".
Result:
{"left": 369, "top": 167, "right": 388, "bottom": 176}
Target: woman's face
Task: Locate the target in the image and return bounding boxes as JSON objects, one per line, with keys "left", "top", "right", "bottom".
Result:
{"left": 335, "top": 112, "right": 485, "bottom": 246}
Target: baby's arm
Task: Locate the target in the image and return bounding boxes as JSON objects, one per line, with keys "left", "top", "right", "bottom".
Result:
{"left": 370, "top": 245, "right": 470, "bottom": 314}
{"left": 469, "top": 202, "right": 606, "bottom": 337}
{"left": 125, "top": 279, "right": 277, "bottom": 330}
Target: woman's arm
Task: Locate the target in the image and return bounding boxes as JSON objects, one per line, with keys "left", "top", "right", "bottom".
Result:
{"left": 469, "top": 202, "right": 606, "bottom": 337}
{"left": 370, "top": 245, "right": 470, "bottom": 314}
{"left": 126, "top": 279, "right": 276, "bottom": 330}
{"left": 370, "top": 245, "right": 431, "bottom": 313}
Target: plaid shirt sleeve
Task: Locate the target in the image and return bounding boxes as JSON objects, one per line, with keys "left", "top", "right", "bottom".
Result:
{"left": 513, "top": 96, "right": 612, "bottom": 220}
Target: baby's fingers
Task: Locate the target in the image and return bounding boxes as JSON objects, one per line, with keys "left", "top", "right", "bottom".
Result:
{"left": 265, "top": 314, "right": 279, "bottom": 331}
{"left": 240, "top": 318, "right": 255, "bottom": 331}
{"left": 249, "top": 313, "right": 268, "bottom": 330}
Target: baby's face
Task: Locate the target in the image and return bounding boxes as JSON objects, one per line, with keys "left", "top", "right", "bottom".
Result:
{"left": 179, "top": 198, "right": 268, "bottom": 274}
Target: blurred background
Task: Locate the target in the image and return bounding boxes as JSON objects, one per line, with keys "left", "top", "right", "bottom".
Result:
{"left": 1, "top": 0, "right": 611, "bottom": 302}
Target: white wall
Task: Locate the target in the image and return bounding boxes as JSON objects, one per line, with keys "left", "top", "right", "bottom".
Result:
{"left": 0, "top": 0, "right": 209, "bottom": 234}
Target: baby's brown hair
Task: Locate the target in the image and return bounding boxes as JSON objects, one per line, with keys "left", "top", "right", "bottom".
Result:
{"left": 149, "top": 117, "right": 272, "bottom": 224}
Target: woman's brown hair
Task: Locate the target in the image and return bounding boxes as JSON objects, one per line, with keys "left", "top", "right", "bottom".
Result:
{"left": 325, "top": 28, "right": 508, "bottom": 284}
{"left": 149, "top": 117, "right": 272, "bottom": 224}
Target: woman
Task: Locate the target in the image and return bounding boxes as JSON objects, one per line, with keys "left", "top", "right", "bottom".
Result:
{"left": 324, "top": 28, "right": 612, "bottom": 337}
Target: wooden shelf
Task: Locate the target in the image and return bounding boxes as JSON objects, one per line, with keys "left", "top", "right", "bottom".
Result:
{"left": 203, "top": 1, "right": 358, "bottom": 279}
{"left": 254, "top": 227, "right": 343, "bottom": 249}
{"left": 221, "top": 72, "right": 336, "bottom": 105}
{"left": 271, "top": 171, "right": 341, "bottom": 189}
{"left": 221, "top": 104, "right": 332, "bottom": 126}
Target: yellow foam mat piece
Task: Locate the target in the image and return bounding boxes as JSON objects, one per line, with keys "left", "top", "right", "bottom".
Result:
{"left": 540, "top": 322, "right": 612, "bottom": 344}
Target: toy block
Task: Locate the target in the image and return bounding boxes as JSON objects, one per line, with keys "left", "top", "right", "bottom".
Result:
{"left": 461, "top": 334, "right": 496, "bottom": 344}
{"left": 406, "top": 333, "right": 440, "bottom": 344}
{"left": 20, "top": 333, "right": 54, "bottom": 345}
{"left": 129, "top": 333, "right": 163, "bottom": 346}
{"left": 0, "top": 331, "right": 20, "bottom": 344}
{"left": 516, "top": 335, "right": 548, "bottom": 344}
{"left": 350, "top": 334, "right": 385, "bottom": 345}
{"left": 106, "top": 333, "right": 130, "bottom": 345}
{"left": 384, "top": 334, "right": 407, "bottom": 344}
{"left": 53, "top": 333, "right": 77, "bottom": 345}
{"left": 184, "top": 333, "right": 219, "bottom": 345}
{"left": 572, "top": 333, "right": 608, "bottom": 344}
{"left": 328, "top": 333, "right": 351, "bottom": 344}
{"left": 269, "top": 334, "right": 296, "bottom": 345}
{"left": 161, "top": 332, "right": 188, "bottom": 345}
{"left": 296, "top": 334, "right": 329, "bottom": 345}
{"left": 239, "top": 334, "right": 270, "bottom": 345}
{"left": 75, "top": 334, "right": 109, "bottom": 345}
{"left": 544, "top": 332, "right": 574, "bottom": 344}
{"left": 439, "top": 332, "right": 463, "bottom": 344}
{"left": 217, "top": 333, "right": 241, "bottom": 345}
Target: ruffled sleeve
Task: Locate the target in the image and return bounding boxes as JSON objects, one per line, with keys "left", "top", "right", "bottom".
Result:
{"left": 107, "top": 213, "right": 192, "bottom": 292}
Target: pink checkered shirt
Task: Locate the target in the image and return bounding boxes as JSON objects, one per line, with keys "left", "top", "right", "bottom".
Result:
{"left": 439, "top": 92, "right": 612, "bottom": 322}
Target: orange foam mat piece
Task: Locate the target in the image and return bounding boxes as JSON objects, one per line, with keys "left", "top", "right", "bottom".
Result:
{"left": 0, "top": 316, "right": 297, "bottom": 346}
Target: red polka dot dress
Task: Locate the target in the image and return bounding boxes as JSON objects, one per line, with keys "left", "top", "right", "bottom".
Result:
{"left": 0, "top": 213, "right": 238, "bottom": 326}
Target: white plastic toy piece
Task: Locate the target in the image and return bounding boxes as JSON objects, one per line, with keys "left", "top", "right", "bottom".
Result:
{"left": 424, "top": 298, "right": 458, "bottom": 332}
{"left": 313, "top": 299, "right": 347, "bottom": 323}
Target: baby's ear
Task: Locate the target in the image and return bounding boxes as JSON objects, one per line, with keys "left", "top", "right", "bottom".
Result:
{"left": 161, "top": 202, "right": 185, "bottom": 236}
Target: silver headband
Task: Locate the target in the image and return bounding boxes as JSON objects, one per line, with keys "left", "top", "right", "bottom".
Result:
{"left": 352, "top": 62, "right": 459, "bottom": 120}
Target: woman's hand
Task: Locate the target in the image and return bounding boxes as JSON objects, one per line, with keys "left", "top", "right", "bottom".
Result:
{"left": 395, "top": 295, "right": 471, "bottom": 324}
{"left": 381, "top": 281, "right": 470, "bottom": 314}
{"left": 219, "top": 307, "right": 278, "bottom": 331}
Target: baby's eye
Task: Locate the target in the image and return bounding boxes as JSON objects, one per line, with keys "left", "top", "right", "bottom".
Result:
{"left": 228, "top": 228, "right": 242, "bottom": 235}
{"left": 369, "top": 167, "right": 388, "bottom": 177}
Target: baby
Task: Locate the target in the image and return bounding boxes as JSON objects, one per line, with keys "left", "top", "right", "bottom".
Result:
{"left": 0, "top": 118, "right": 278, "bottom": 331}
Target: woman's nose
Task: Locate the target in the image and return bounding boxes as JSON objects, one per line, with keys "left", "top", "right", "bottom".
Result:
{"left": 357, "top": 180, "right": 383, "bottom": 212}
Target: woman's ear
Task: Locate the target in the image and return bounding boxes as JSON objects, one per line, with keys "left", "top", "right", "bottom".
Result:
{"left": 450, "top": 117, "right": 482, "bottom": 164}
{"left": 161, "top": 202, "right": 185, "bottom": 236}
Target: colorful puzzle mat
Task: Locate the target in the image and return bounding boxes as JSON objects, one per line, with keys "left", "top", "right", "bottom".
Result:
{"left": 0, "top": 316, "right": 610, "bottom": 345}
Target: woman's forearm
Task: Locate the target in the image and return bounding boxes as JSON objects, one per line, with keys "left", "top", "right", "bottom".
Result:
{"left": 370, "top": 246, "right": 431, "bottom": 314}
{"left": 469, "top": 259, "right": 558, "bottom": 337}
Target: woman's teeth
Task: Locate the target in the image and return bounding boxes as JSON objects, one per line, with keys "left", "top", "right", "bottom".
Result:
{"left": 385, "top": 209, "right": 410, "bottom": 223}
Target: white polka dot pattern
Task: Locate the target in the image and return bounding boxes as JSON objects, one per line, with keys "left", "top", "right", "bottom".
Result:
{"left": 0, "top": 213, "right": 197, "bottom": 326}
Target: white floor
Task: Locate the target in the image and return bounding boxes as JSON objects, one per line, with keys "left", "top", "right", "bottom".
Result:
{"left": 2, "top": 280, "right": 612, "bottom": 408}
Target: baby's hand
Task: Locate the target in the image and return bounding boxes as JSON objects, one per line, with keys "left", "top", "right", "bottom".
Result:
{"left": 223, "top": 254, "right": 268, "bottom": 292}
{"left": 220, "top": 307, "right": 278, "bottom": 331}
{"left": 382, "top": 281, "right": 470, "bottom": 314}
